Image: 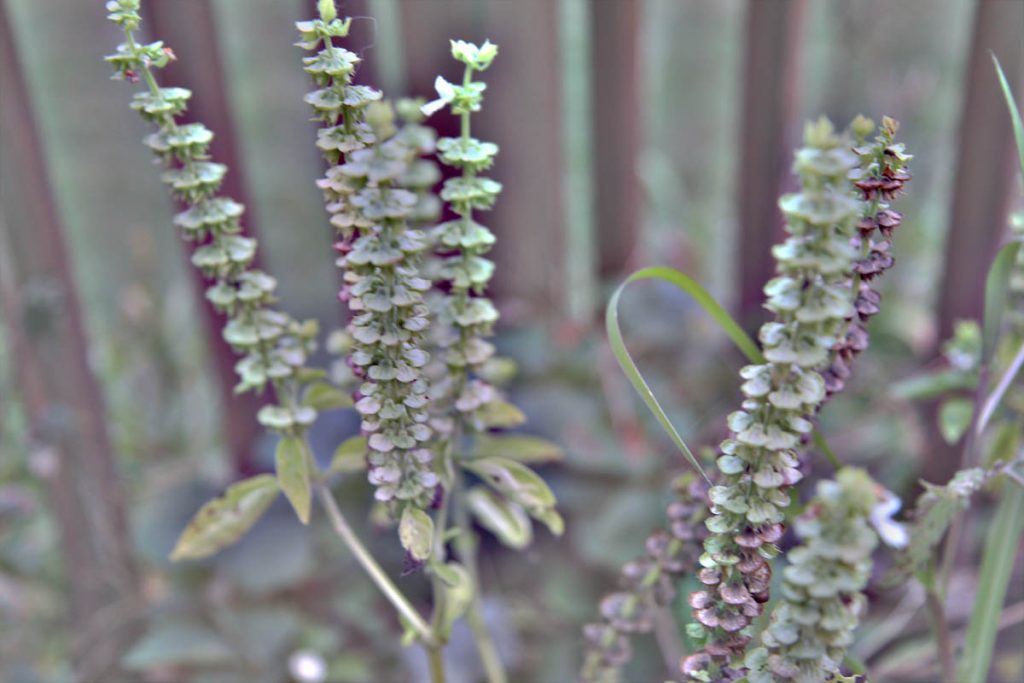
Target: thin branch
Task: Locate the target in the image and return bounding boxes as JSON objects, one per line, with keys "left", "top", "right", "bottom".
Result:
{"left": 316, "top": 485, "right": 437, "bottom": 648}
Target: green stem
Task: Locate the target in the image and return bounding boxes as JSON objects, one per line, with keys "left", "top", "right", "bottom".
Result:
{"left": 461, "top": 64, "right": 473, "bottom": 141}
{"left": 429, "top": 444, "right": 454, "bottom": 635}
{"left": 428, "top": 646, "right": 447, "bottom": 683}
{"left": 453, "top": 474, "right": 508, "bottom": 683}
{"left": 123, "top": 28, "right": 161, "bottom": 96}
{"left": 926, "top": 586, "right": 956, "bottom": 683}
{"left": 316, "top": 485, "right": 438, "bottom": 648}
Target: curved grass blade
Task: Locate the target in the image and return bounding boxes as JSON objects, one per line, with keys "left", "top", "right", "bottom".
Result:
{"left": 992, "top": 54, "right": 1024, "bottom": 179}
{"left": 957, "top": 484, "right": 1024, "bottom": 683}
{"left": 606, "top": 267, "right": 843, "bottom": 479}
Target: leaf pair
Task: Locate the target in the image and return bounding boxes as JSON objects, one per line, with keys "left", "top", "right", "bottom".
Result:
{"left": 170, "top": 435, "right": 316, "bottom": 561}
{"left": 463, "top": 456, "right": 564, "bottom": 538}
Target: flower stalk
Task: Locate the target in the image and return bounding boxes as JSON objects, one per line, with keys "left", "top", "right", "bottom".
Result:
{"left": 744, "top": 468, "right": 881, "bottom": 683}
{"left": 106, "top": 0, "right": 338, "bottom": 527}
{"left": 680, "top": 117, "right": 911, "bottom": 680}
{"left": 580, "top": 474, "right": 708, "bottom": 682}
{"left": 298, "top": 14, "right": 439, "bottom": 516}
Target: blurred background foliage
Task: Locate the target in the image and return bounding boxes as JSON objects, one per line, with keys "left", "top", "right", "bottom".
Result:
{"left": 0, "top": 0, "right": 1022, "bottom": 682}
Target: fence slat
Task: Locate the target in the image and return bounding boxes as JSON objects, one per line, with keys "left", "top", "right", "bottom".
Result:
{"left": 144, "top": 0, "right": 268, "bottom": 474}
{"left": 0, "top": 6, "right": 138, "bottom": 678}
{"left": 925, "top": 0, "right": 1023, "bottom": 487}
{"left": 735, "top": 0, "right": 806, "bottom": 330}
{"left": 591, "top": 0, "right": 640, "bottom": 284}
{"left": 397, "top": 1, "right": 566, "bottom": 322}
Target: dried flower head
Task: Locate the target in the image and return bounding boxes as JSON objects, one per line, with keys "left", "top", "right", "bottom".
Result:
{"left": 580, "top": 475, "right": 708, "bottom": 682}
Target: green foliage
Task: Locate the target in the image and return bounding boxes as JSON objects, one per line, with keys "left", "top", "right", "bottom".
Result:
{"left": 122, "top": 621, "right": 235, "bottom": 670}
{"left": 329, "top": 435, "right": 369, "bottom": 474}
{"left": 955, "top": 56, "right": 1024, "bottom": 683}
{"left": 937, "top": 398, "right": 973, "bottom": 444}
{"left": 399, "top": 506, "right": 434, "bottom": 562}
{"left": 463, "top": 456, "right": 560, "bottom": 533}
{"left": 169, "top": 475, "right": 280, "bottom": 561}
{"left": 470, "top": 434, "right": 565, "bottom": 464}
{"left": 959, "top": 485, "right": 1024, "bottom": 683}
{"left": 431, "top": 561, "right": 473, "bottom": 640}
{"left": 464, "top": 487, "right": 533, "bottom": 549}
{"left": 275, "top": 436, "right": 313, "bottom": 525}
{"left": 993, "top": 55, "right": 1024, "bottom": 180}
{"left": 883, "top": 467, "right": 986, "bottom": 588}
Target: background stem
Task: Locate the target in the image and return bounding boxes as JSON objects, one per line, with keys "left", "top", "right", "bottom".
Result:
{"left": 428, "top": 646, "right": 447, "bottom": 683}
{"left": 926, "top": 587, "right": 956, "bottom": 683}
{"left": 453, "top": 474, "right": 508, "bottom": 683}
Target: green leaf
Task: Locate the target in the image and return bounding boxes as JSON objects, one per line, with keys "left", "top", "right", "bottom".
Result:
{"left": 465, "top": 487, "right": 533, "bottom": 549}
{"left": 958, "top": 485, "right": 1024, "bottom": 683}
{"left": 302, "top": 382, "right": 354, "bottom": 411}
{"left": 169, "top": 475, "right": 279, "bottom": 561}
{"left": 464, "top": 456, "right": 556, "bottom": 512}
{"left": 433, "top": 562, "right": 473, "bottom": 640}
{"left": 882, "top": 468, "right": 987, "bottom": 587}
{"left": 430, "top": 560, "right": 461, "bottom": 588}
{"left": 471, "top": 434, "right": 564, "bottom": 464}
{"left": 982, "top": 241, "right": 1022, "bottom": 365}
{"left": 992, "top": 55, "right": 1024, "bottom": 179}
{"left": 276, "top": 436, "right": 312, "bottom": 525}
{"left": 938, "top": 398, "right": 974, "bottom": 444}
{"left": 295, "top": 367, "right": 330, "bottom": 383}
{"left": 476, "top": 399, "right": 527, "bottom": 428}
{"left": 122, "top": 620, "right": 235, "bottom": 670}
{"left": 399, "top": 506, "right": 434, "bottom": 561}
{"left": 531, "top": 506, "right": 565, "bottom": 536}
{"left": 889, "top": 369, "right": 978, "bottom": 401}
{"left": 329, "top": 435, "right": 368, "bottom": 474}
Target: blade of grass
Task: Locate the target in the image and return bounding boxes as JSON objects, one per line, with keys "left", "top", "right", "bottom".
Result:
{"left": 606, "top": 269, "right": 714, "bottom": 483}
{"left": 606, "top": 266, "right": 842, "bottom": 481}
{"left": 957, "top": 483, "right": 1024, "bottom": 683}
{"left": 992, "top": 54, "right": 1024, "bottom": 179}
{"left": 812, "top": 430, "right": 842, "bottom": 471}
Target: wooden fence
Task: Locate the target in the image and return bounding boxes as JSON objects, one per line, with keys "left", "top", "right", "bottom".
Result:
{"left": 0, "top": 0, "right": 1021, "bottom": 677}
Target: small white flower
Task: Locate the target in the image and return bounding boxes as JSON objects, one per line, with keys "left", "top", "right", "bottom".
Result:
{"left": 420, "top": 76, "right": 456, "bottom": 117}
{"left": 288, "top": 649, "right": 327, "bottom": 683}
{"left": 450, "top": 39, "right": 478, "bottom": 64}
{"left": 870, "top": 488, "right": 909, "bottom": 548}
